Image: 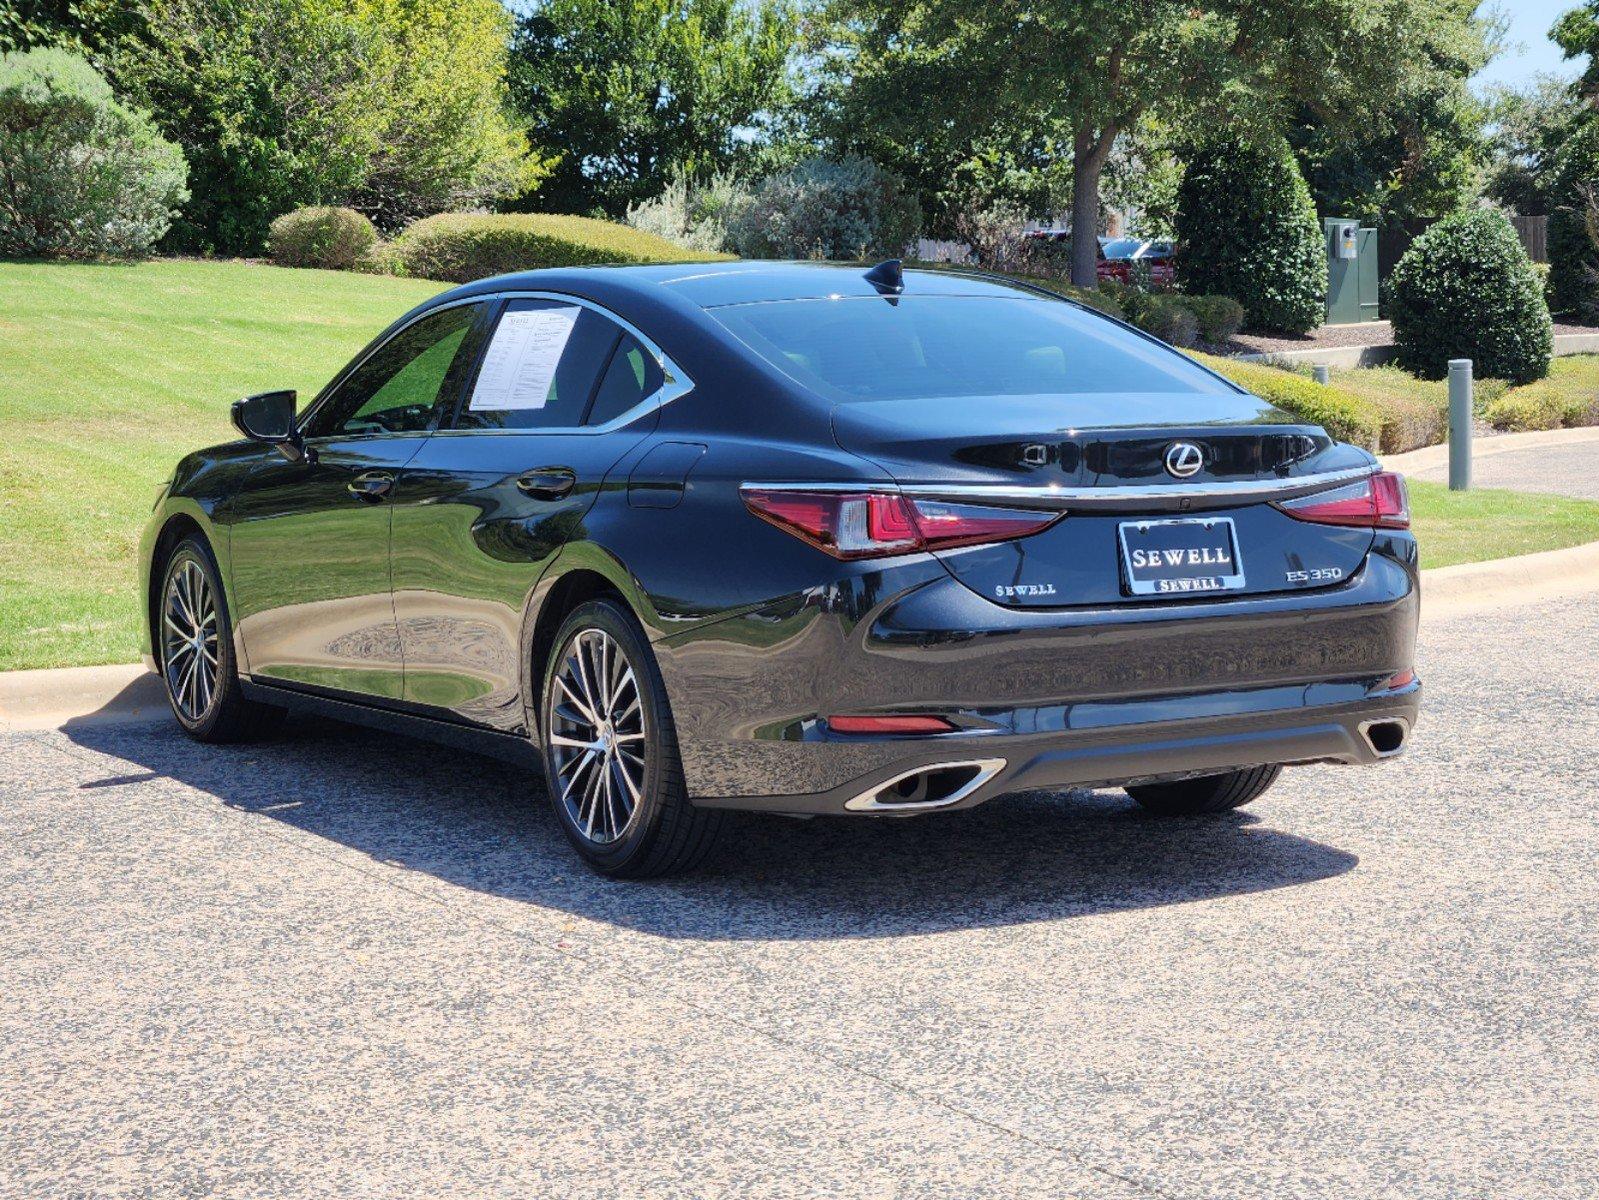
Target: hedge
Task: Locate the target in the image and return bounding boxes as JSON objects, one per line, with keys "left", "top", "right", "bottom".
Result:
{"left": 1483, "top": 356, "right": 1599, "bottom": 431}
{"left": 393, "top": 212, "right": 732, "bottom": 282}
{"left": 1193, "top": 354, "right": 1383, "bottom": 451}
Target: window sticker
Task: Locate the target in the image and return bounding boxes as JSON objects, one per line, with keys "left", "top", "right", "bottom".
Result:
{"left": 468, "top": 306, "right": 582, "bottom": 411}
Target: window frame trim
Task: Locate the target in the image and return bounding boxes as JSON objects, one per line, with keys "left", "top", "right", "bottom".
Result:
{"left": 295, "top": 296, "right": 493, "bottom": 445}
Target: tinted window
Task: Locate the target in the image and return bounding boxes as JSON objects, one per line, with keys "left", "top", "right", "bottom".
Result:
{"left": 586, "top": 333, "right": 665, "bottom": 426}
{"left": 710, "top": 296, "right": 1234, "bottom": 402}
{"left": 455, "top": 300, "right": 620, "bottom": 430}
{"left": 305, "top": 303, "right": 483, "bottom": 438}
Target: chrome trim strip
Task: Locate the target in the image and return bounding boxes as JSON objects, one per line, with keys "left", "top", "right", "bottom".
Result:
{"left": 742, "top": 466, "right": 1375, "bottom": 509}
{"left": 844, "top": 758, "right": 1007, "bottom": 813}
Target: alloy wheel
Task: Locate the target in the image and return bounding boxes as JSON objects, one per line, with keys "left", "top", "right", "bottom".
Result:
{"left": 548, "top": 628, "right": 647, "bottom": 845}
{"left": 161, "top": 558, "right": 220, "bottom": 723}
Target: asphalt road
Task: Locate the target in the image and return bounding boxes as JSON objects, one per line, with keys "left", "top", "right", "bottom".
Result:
{"left": 1405, "top": 440, "right": 1599, "bottom": 500}
{"left": 3, "top": 595, "right": 1596, "bottom": 1199}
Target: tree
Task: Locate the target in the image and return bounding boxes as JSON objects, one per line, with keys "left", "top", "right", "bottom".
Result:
{"left": 506, "top": 0, "right": 795, "bottom": 217}
{"left": 814, "top": 0, "right": 1495, "bottom": 286}
{"left": 1552, "top": 0, "right": 1599, "bottom": 103}
{"left": 104, "top": 0, "right": 535, "bottom": 253}
{"left": 1481, "top": 74, "right": 1584, "bottom": 217}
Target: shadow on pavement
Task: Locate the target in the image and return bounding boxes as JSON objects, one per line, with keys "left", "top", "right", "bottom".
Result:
{"left": 61, "top": 713, "right": 1358, "bottom": 940}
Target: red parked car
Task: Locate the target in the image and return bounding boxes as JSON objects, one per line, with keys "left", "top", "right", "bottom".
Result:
{"left": 1021, "top": 232, "right": 1177, "bottom": 287}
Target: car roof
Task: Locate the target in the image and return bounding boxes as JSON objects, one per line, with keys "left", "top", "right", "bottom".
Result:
{"left": 437, "top": 260, "right": 1049, "bottom": 310}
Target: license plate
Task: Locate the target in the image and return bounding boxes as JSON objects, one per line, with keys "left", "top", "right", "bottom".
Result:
{"left": 1118, "top": 517, "right": 1246, "bottom": 596}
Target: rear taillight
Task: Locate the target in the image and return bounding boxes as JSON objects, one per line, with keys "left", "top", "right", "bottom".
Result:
{"left": 1276, "top": 471, "right": 1410, "bottom": 530}
{"left": 740, "top": 488, "right": 1061, "bottom": 559}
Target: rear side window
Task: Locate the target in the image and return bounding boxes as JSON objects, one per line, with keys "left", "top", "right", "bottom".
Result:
{"left": 304, "top": 302, "right": 485, "bottom": 438}
{"left": 586, "top": 332, "right": 665, "bottom": 426}
{"left": 456, "top": 299, "right": 621, "bottom": 430}
{"left": 709, "top": 295, "right": 1234, "bottom": 402}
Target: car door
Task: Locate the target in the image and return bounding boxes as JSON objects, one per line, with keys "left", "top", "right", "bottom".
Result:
{"left": 226, "top": 300, "right": 490, "bottom": 700}
{"left": 391, "top": 294, "right": 675, "bottom": 730}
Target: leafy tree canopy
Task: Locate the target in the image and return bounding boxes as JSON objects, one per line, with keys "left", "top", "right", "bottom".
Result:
{"left": 813, "top": 0, "right": 1494, "bottom": 284}
{"left": 507, "top": 0, "right": 796, "bottom": 217}
{"left": 103, "top": 0, "right": 538, "bottom": 254}
{"left": 1481, "top": 73, "right": 1586, "bottom": 216}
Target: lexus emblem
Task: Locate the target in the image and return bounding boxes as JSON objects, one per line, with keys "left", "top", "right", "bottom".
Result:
{"left": 1164, "top": 441, "right": 1204, "bottom": 479}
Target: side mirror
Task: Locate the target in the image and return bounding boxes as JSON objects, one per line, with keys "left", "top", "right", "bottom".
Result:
{"left": 232, "top": 390, "right": 304, "bottom": 461}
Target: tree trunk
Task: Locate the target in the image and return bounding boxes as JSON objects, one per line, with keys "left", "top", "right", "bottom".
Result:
{"left": 1069, "top": 123, "right": 1117, "bottom": 288}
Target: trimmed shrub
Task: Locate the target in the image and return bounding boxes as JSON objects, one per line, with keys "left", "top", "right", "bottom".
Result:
{"left": 1547, "top": 122, "right": 1599, "bottom": 317}
{"left": 1193, "top": 354, "right": 1383, "bottom": 451}
{"left": 1175, "top": 137, "right": 1327, "bottom": 335}
{"left": 1388, "top": 209, "right": 1552, "bottom": 385}
{"left": 267, "top": 206, "right": 377, "bottom": 270}
{"left": 1101, "top": 283, "right": 1239, "bottom": 348}
{"left": 1186, "top": 294, "right": 1245, "bottom": 345}
{"left": 724, "top": 157, "right": 921, "bottom": 261}
{"left": 1120, "top": 292, "right": 1198, "bottom": 348}
{"left": 1483, "top": 356, "right": 1599, "bottom": 431}
{"left": 0, "top": 47, "right": 187, "bottom": 257}
{"left": 393, "top": 212, "right": 731, "bottom": 282}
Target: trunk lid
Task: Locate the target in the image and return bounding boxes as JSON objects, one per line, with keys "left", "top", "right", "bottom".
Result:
{"left": 831, "top": 395, "right": 1378, "bottom": 608}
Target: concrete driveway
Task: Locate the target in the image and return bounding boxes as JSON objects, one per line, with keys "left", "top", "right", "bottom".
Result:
{"left": 2, "top": 594, "right": 1596, "bottom": 1199}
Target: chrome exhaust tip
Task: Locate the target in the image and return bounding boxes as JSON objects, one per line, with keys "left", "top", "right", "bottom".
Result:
{"left": 1358, "top": 718, "right": 1410, "bottom": 759}
{"left": 844, "top": 758, "right": 1007, "bottom": 813}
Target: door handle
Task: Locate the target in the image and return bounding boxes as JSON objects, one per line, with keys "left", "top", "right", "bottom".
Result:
{"left": 347, "top": 471, "right": 395, "bottom": 502}
{"left": 517, "top": 467, "right": 577, "bottom": 500}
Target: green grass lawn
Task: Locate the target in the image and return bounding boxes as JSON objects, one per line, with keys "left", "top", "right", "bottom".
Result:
{"left": 0, "top": 259, "right": 445, "bottom": 671}
{"left": 1408, "top": 480, "right": 1599, "bottom": 569}
{"left": 3, "top": 259, "right": 1598, "bottom": 672}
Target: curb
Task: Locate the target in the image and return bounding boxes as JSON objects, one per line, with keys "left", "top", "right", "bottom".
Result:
{"left": 1382, "top": 425, "right": 1599, "bottom": 476}
{"left": 1420, "top": 537, "right": 1599, "bottom": 618}
{"left": 0, "top": 663, "right": 165, "bottom": 732}
{"left": 6, "top": 538, "right": 1599, "bottom": 732}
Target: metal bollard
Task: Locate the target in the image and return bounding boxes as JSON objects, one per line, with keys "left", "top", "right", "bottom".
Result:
{"left": 1312, "top": 364, "right": 1330, "bottom": 385}
{"left": 1448, "top": 359, "right": 1472, "bottom": 490}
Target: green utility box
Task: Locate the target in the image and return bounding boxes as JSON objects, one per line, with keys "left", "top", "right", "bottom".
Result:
{"left": 1324, "top": 217, "right": 1378, "bottom": 324}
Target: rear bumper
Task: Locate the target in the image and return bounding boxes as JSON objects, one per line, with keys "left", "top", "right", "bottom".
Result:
{"left": 693, "top": 686, "right": 1419, "bottom": 814}
{"left": 656, "top": 544, "right": 1420, "bottom": 805}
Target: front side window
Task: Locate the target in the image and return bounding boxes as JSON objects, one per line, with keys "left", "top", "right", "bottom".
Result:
{"left": 303, "top": 303, "right": 485, "bottom": 439}
{"left": 709, "top": 295, "right": 1235, "bottom": 403}
{"left": 456, "top": 300, "right": 630, "bottom": 430}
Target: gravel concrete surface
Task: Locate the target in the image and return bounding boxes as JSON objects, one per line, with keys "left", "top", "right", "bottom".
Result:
{"left": 3, "top": 595, "right": 1596, "bottom": 1199}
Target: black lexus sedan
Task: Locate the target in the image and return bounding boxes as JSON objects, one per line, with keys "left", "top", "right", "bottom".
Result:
{"left": 138, "top": 260, "right": 1420, "bottom": 877}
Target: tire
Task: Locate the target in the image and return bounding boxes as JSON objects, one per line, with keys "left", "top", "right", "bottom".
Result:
{"left": 539, "top": 598, "right": 725, "bottom": 878}
{"left": 156, "top": 536, "right": 284, "bottom": 743}
{"left": 1125, "top": 764, "right": 1282, "bottom": 816}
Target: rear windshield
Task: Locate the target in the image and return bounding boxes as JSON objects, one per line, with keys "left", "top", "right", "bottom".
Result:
{"left": 709, "top": 295, "right": 1233, "bottom": 403}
